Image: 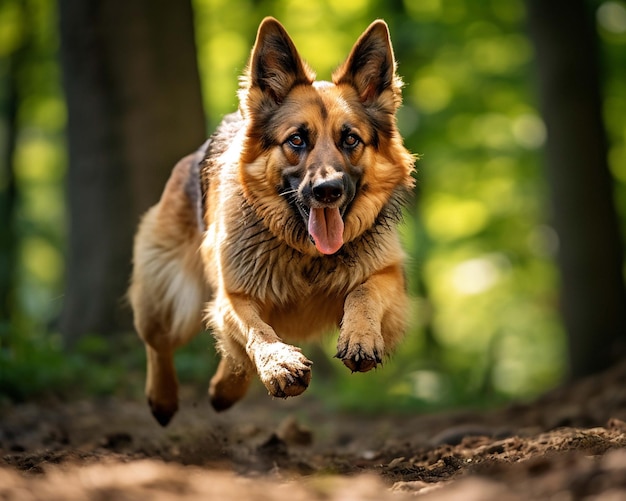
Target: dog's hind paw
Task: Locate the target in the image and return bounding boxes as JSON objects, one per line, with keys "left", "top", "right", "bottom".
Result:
{"left": 335, "top": 338, "right": 384, "bottom": 373}
{"left": 148, "top": 397, "right": 178, "bottom": 427}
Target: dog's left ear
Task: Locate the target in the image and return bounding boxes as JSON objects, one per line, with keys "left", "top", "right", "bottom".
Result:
{"left": 333, "top": 20, "right": 402, "bottom": 107}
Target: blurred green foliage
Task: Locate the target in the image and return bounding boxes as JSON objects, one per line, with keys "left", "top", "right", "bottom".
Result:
{"left": 2, "top": 0, "right": 626, "bottom": 410}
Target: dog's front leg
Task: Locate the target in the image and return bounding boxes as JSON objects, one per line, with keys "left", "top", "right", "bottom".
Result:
{"left": 223, "top": 293, "right": 313, "bottom": 398}
{"left": 337, "top": 264, "right": 408, "bottom": 372}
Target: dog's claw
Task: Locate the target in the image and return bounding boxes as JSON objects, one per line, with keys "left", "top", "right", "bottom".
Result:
{"left": 210, "top": 394, "right": 236, "bottom": 413}
{"left": 335, "top": 342, "right": 383, "bottom": 373}
{"left": 334, "top": 347, "right": 347, "bottom": 360}
{"left": 148, "top": 397, "right": 177, "bottom": 427}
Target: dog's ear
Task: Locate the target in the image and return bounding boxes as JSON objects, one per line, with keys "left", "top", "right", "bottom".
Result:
{"left": 241, "top": 17, "right": 315, "bottom": 108}
{"left": 333, "top": 20, "right": 402, "bottom": 107}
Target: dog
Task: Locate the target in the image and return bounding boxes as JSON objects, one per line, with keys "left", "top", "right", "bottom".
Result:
{"left": 128, "top": 17, "right": 416, "bottom": 425}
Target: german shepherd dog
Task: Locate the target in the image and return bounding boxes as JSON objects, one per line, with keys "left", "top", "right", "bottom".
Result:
{"left": 129, "top": 17, "right": 415, "bottom": 425}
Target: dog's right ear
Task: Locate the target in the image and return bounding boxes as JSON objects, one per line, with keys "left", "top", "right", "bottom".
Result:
{"left": 240, "top": 17, "right": 315, "bottom": 114}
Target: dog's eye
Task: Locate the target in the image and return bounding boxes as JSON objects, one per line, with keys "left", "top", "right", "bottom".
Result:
{"left": 343, "top": 134, "right": 360, "bottom": 149}
{"left": 287, "top": 134, "right": 306, "bottom": 149}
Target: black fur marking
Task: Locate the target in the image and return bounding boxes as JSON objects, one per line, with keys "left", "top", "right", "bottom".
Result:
{"left": 188, "top": 139, "right": 211, "bottom": 231}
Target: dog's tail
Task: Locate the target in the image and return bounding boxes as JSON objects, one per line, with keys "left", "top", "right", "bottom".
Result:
{"left": 129, "top": 143, "right": 209, "bottom": 358}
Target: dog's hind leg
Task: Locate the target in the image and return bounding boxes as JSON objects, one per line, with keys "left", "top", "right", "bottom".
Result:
{"left": 208, "top": 351, "right": 253, "bottom": 412}
{"left": 129, "top": 152, "right": 207, "bottom": 426}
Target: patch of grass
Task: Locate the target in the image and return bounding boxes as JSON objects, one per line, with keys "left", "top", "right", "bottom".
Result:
{"left": 1, "top": 332, "right": 139, "bottom": 402}
{"left": 0, "top": 330, "right": 218, "bottom": 404}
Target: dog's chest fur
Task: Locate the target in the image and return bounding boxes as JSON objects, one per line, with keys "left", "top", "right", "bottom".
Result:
{"left": 205, "top": 195, "right": 396, "bottom": 303}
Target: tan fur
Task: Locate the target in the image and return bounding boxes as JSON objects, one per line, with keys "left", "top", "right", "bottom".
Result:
{"left": 129, "top": 17, "right": 416, "bottom": 425}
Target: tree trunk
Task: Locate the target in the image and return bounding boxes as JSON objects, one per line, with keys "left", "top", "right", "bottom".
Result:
{"left": 0, "top": 40, "right": 20, "bottom": 344}
{"left": 525, "top": 0, "right": 626, "bottom": 378}
{"left": 57, "top": 0, "right": 206, "bottom": 344}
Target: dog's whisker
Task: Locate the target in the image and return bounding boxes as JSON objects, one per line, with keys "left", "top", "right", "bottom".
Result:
{"left": 279, "top": 189, "right": 298, "bottom": 198}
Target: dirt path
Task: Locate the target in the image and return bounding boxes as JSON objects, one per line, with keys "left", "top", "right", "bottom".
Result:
{"left": 3, "top": 362, "right": 626, "bottom": 500}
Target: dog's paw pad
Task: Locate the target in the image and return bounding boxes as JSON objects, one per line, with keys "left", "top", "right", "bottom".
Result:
{"left": 335, "top": 342, "right": 383, "bottom": 373}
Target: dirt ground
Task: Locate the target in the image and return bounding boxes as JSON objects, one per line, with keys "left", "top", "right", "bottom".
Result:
{"left": 3, "top": 362, "right": 626, "bottom": 500}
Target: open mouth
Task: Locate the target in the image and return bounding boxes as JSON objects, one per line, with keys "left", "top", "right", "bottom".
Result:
{"left": 295, "top": 201, "right": 345, "bottom": 255}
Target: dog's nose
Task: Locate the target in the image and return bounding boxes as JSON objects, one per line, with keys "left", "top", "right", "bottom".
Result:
{"left": 312, "top": 179, "right": 344, "bottom": 204}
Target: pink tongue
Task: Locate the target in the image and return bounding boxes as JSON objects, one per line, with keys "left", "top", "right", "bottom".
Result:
{"left": 308, "top": 208, "right": 344, "bottom": 255}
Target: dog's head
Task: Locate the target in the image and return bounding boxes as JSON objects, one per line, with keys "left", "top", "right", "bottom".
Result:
{"left": 238, "top": 17, "right": 415, "bottom": 256}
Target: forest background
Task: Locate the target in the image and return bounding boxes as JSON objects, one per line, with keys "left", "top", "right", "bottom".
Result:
{"left": 1, "top": 0, "right": 626, "bottom": 412}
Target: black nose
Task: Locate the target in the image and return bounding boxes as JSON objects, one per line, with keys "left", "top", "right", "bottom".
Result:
{"left": 312, "top": 179, "right": 344, "bottom": 204}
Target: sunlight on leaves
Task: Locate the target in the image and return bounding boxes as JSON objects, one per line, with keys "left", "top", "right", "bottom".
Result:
{"left": 423, "top": 194, "right": 489, "bottom": 242}
{"left": 403, "top": 0, "right": 442, "bottom": 21}
{"left": 294, "top": 32, "right": 349, "bottom": 78}
{"left": 199, "top": 30, "right": 248, "bottom": 118}
{"left": 409, "top": 370, "right": 448, "bottom": 403}
{"left": 0, "top": 0, "right": 24, "bottom": 56}
{"left": 328, "top": 0, "right": 368, "bottom": 18}
{"left": 493, "top": 319, "right": 566, "bottom": 397}
{"left": 490, "top": 0, "right": 525, "bottom": 24}
{"left": 597, "top": 1, "right": 626, "bottom": 34}
{"left": 21, "top": 237, "right": 63, "bottom": 286}
{"left": 450, "top": 254, "right": 509, "bottom": 296}
{"left": 465, "top": 34, "right": 531, "bottom": 75}
{"left": 19, "top": 95, "right": 66, "bottom": 131}
{"left": 511, "top": 113, "right": 546, "bottom": 149}
{"left": 471, "top": 113, "right": 515, "bottom": 150}
{"left": 412, "top": 75, "right": 452, "bottom": 114}
{"left": 14, "top": 134, "right": 65, "bottom": 183}
{"left": 609, "top": 145, "right": 626, "bottom": 182}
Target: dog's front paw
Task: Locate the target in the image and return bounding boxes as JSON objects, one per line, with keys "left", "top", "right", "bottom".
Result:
{"left": 254, "top": 342, "right": 313, "bottom": 398}
{"left": 335, "top": 332, "right": 384, "bottom": 373}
